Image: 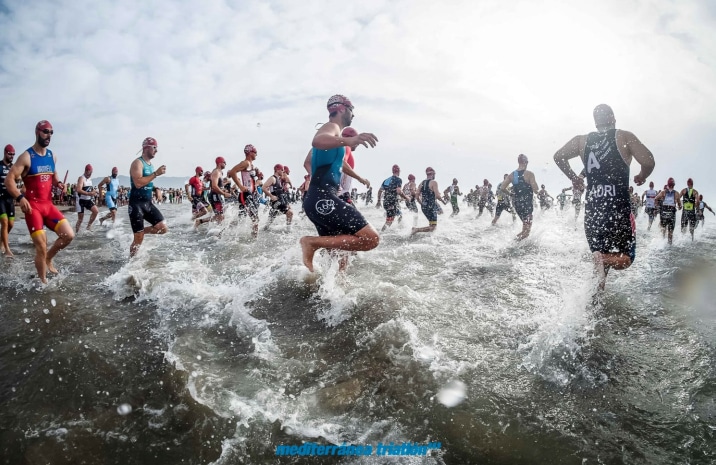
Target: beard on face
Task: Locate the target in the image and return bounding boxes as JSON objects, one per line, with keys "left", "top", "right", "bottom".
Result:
{"left": 37, "top": 136, "right": 50, "bottom": 147}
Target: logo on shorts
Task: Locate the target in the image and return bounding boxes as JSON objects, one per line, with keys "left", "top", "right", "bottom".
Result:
{"left": 315, "top": 199, "right": 335, "bottom": 215}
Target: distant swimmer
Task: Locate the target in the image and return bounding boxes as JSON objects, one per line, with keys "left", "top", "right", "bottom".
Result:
{"left": 228, "top": 144, "right": 261, "bottom": 237}
{"left": 0, "top": 144, "right": 18, "bottom": 257}
{"left": 554, "top": 104, "right": 655, "bottom": 290}
{"left": 377, "top": 164, "right": 408, "bottom": 231}
{"left": 411, "top": 166, "right": 448, "bottom": 236}
{"left": 262, "top": 164, "right": 294, "bottom": 231}
{"left": 209, "top": 157, "right": 227, "bottom": 224}
{"left": 128, "top": 137, "right": 168, "bottom": 257}
{"left": 186, "top": 166, "right": 211, "bottom": 226}
{"left": 654, "top": 179, "right": 680, "bottom": 245}
{"left": 492, "top": 173, "right": 514, "bottom": 226}
{"left": 641, "top": 181, "right": 658, "bottom": 230}
{"left": 696, "top": 194, "right": 714, "bottom": 227}
{"left": 75, "top": 164, "right": 100, "bottom": 232}
{"left": 3, "top": 121, "right": 75, "bottom": 282}
{"left": 679, "top": 178, "right": 699, "bottom": 241}
{"left": 300, "top": 94, "right": 379, "bottom": 272}
{"left": 97, "top": 166, "right": 120, "bottom": 226}
{"left": 444, "top": 178, "right": 462, "bottom": 217}
{"left": 476, "top": 179, "right": 490, "bottom": 218}
{"left": 504, "top": 154, "right": 539, "bottom": 241}
{"left": 403, "top": 174, "right": 418, "bottom": 213}
{"left": 629, "top": 186, "right": 641, "bottom": 218}
{"left": 537, "top": 185, "right": 553, "bottom": 210}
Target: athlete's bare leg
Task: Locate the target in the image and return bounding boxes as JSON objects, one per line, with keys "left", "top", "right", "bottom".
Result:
{"left": 300, "top": 224, "right": 379, "bottom": 272}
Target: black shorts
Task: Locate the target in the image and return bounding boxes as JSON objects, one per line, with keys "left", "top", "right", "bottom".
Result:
{"left": 75, "top": 198, "right": 95, "bottom": 213}
{"left": 384, "top": 199, "right": 401, "bottom": 220}
{"left": 191, "top": 196, "right": 206, "bottom": 213}
{"left": 681, "top": 209, "right": 697, "bottom": 228}
{"left": 128, "top": 199, "right": 164, "bottom": 234}
{"left": 585, "top": 204, "right": 636, "bottom": 261}
{"left": 645, "top": 207, "right": 655, "bottom": 218}
{"left": 238, "top": 192, "right": 259, "bottom": 220}
{"left": 513, "top": 196, "right": 533, "bottom": 223}
{"left": 495, "top": 200, "right": 510, "bottom": 217}
{"left": 660, "top": 207, "right": 676, "bottom": 230}
{"left": 0, "top": 196, "right": 15, "bottom": 219}
{"left": 304, "top": 186, "right": 368, "bottom": 236}
{"left": 420, "top": 201, "right": 438, "bottom": 224}
{"left": 269, "top": 198, "right": 291, "bottom": 217}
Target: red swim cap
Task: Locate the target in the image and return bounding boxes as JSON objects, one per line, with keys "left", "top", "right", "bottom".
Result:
{"left": 408, "top": 174, "right": 415, "bottom": 181}
{"left": 274, "top": 164, "right": 284, "bottom": 172}
{"left": 687, "top": 178, "right": 693, "bottom": 185}
{"left": 341, "top": 127, "right": 358, "bottom": 137}
{"left": 244, "top": 144, "right": 256, "bottom": 154}
{"left": 142, "top": 137, "right": 157, "bottom": 148}
{"left": 35, "top": 120, "right": 53, "bottom": 131}
{"left": 195, "top": 166, "right": 203, "bottom": 174}
{"left": 327, "top": 94, "right": 353, "bottom": 111}
{"left": 426, "top": 166, "right": 435, "bottom": 173}
{"left": 216, "top": 156, "right": 226, "bottom": 165}
{"left": 667, "top": 177, "right": 675, "bottom": 187}
{"left": 283, "top": 166, "right": 290, "bottom": 174}
{"left": 85, "top": 164, "right": 93, "bottom": 171}
{"left": 4, "top": 144, "right": 14, "bottom": 154}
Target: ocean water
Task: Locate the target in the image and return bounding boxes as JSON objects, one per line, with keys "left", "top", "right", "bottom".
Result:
{"left": 0, "top": 200, "right": 714, "bottom": 464}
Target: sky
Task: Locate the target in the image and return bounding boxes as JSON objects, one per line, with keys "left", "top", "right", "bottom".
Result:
{"left": 1, "top": 0, "right": 715, "bottom": 198}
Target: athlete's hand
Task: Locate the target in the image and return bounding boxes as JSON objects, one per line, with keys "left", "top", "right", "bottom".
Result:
{"left": 376, "top": 200, "right": 381, "bottom": 209}
{"left": 156, "top": 165, "right": 167, "bottom": 176}
{"left": 351, "top": 133, "right": 378, "bottom": 149}
{"left": 19, "top": 197, "right": 31, "bottom": 215}
{"left": 56, "top": 182, "right": 65, "bottom": 192}
{"left": 633, "top": 174, "right": 646, "bottom": 186}
{"left": 361, "top": 178, "right": 370, "bottom": 189}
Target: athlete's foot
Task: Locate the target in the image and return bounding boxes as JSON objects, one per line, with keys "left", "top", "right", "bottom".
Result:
{"left": 99, "top": 218, "right": 105, "bottom": 226}
{"left": 300, "top": 236, "right": 317, "bottom": 272}
{"left": 3, "top": 249, "right": 14, "bottom": 258}
{"left": 410, "top": 227, "right": 417, "bottom": 236}
{"left": 46, "top": 260, "right": 59, "bottom": 274}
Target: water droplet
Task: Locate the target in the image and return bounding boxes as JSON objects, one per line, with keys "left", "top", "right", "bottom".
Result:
{"left": 51, "top": 299, "right": 56, "bottom": 307}
{"left": 436, "top": 380, "right": 467, "bottom": 407}
{"left": 117, "top": 403, "right": 132, "bottom": 415}
{"left": 43, "top": 309, "right": 49, "bottom": 314}
{"left": 23, "top": 308, "right": 27, "bottom": 313}
{"left": 24, "top": 318, "right": 30, "bottom": 323}
{"left": 30, "top": 348, "right": 36, "bottom": 353}
{"left": 49, "top": 369, "right": 54, "bottom": 374}
{"left": 196, "top": 355, "right": 202, "bottom": 361}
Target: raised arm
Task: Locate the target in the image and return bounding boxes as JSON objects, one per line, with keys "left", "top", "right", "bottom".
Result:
{"left": 554, "top": 135, "right": 587, "bottom": 181}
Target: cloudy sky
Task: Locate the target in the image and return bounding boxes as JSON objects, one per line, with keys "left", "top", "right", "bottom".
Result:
{"left": 1, "top": 0, "right": 714, "bottom": 197}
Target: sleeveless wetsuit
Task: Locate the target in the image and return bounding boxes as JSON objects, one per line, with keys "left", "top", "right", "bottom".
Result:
{"left": 105, "top": 176, "right": 119, "bottom": 210}
{"left": 583, "top": 129, "right": 635, "bottom": 261}
{"left": 681, "top": 188, "right": 697, "bottom": 229}
{"left": 76, "top": 175, "right": 95, "bottom": 213}
{"left": 23, "top": 148, "right": 67, "bottom": 236}
{"left": 419, "top": 179, "right": 438, "bottom": 224}
{"left": 660, "top": 190, "right": 677, "bottom": 230}
{"left": 511, "top": 170, "right": 533, "bottom": 222}
{"left": 269, "top": 174, "right": 290, "bottom": 217}
{"left": 304, "top": 146, "right": 368, "bottom": 236}
{"left": 644, "top": 189, "right": 657, "bottom": 219}
{"left": 0, "top": 160, "right": 15, "bottom": 220}
{"left": 128, "top": 157, "right": 164, "bottom": 233}
{"left": 209, "top": 173, "right": 225, "bottom": 214}
{"left": 381, "top": 175, "right": 403, "bottom": 219}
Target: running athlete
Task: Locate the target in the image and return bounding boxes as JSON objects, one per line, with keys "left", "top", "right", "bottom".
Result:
{"left": 97, "top": 166, "right": 120, "bottom": 226}
{"left": 503, "top": 154, "right": 539, "bottom": 240}
{"left": 0, "top": 144, "right": 18, "bottom": 257}
{"left": 128, "top": 137, "right": 168, "bottom": 257}
{"left": 412, "top": 166, "right": 448, "bottom": 236}
{"left": 209, "top": 157, "right": 227, "bottom": 224}
{"left": 75, "top": 164, "right": 100, "bottom": 232}
{"left": 403, "top": 174, "right": 418, "bottom": 213}
{"left": 696, "top": 195, "right": 714, "bottom": 227}
{"left": 300, "top": 94, "right": 379, "bottom": 272}
{"left": 444, "top": 178, "right": 462, "bottom": 217}
{"left": 680, "top": 178, "right": 699, "bottom": 241}
{"left": 186, "top": 166, "right": 211, "bottom": 226}
{"left": 476, "top": 179, "right": 490, "bottom": 218}
{"left": 654, "top": 179, "right": 681, "bottom": 245}
{"left": 537, "top": 185, "right": 554, "bottom": 210}
{"left": 262, "top": 164, "right": 294, "bottom": 230}
{"left": 3, "top": 121, "right": 75, "bottom": 282}
{"left": 641, "top": 181, "right": 658, "bottom": 230}
{"left": 228, "top": 144, "right": 261, "bottom": 237}
{"left": 377, "top": 164, "right": 408, "bottom": 230}
{"left": 492, "top": 174, "right": 514, "bottom": 225}
{"left": 554, "top": 104, "right": 655, "bottom": 290}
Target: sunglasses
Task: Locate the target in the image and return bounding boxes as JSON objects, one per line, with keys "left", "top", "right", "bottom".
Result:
{"left": 6, "top": 152, "right": 14, "bottom": 156}
{"left": 41, "top": 129, "right": 54, "bottom": 135}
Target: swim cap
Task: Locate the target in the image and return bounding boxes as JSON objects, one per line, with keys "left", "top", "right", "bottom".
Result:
{"left": 195, "top": 166, "right": 203, "bottom": 174}
{"left": 327, "top": 94, "right": 353, "bottom": 111}
{"left": 256, "top": 169, "right": 264, "bottom": 180}
{"left": 85, "top": 164, "right": 93, "bottom": 171}
{"left": 392, "top": 164, "right": 400, "bottom": 172}
{"left": 518, "top": 154, "right": 528, "bottom": 164}
{"left": 4, "top": 144, "right": 14, "bottom": 154}
{"left": 687, "top": 178, "right": 693, "bottom": 185}
{"left": 142, "top": 137, "right": 157, "bottom": 148}
{"left": 35, "top": 120, "right": 53, "bottom": 131}
{"left": 426, "top": 166, "right": 435, "bottom": 173}
{"left": 667, "top": 177, "right": 675, "bottom": 187}
{"left": 283, "top": 166, "right": 290, "bottom": 174}
{"left": 244, "top": 144, "right": 256, "bottom": 154}
{"left": 216, "top": 156, "right": 226, "bottom": 165}
{"left": 274, "top": 164, "right": 284, "bottom": 172}
{"left": 408, "top": 174, "right": 415, "bottom": 181}
{"left": 484, "top": 179, "right": 489, "bottom": 185}
{"left": 649, "top": 181, "right": 654, "bottom": 188}
{"left": 341, "top": 127, "right": 358, "bottom": 137}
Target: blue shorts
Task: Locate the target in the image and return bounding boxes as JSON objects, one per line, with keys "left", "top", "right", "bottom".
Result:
{"left": 105, "top": 194, "right": 117, "bottom": 210}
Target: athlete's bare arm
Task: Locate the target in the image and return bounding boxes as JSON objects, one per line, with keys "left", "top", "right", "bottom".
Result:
{"left": 431, "top": 181, "right": 447, "bottom": 205}
{"left": 4, "top": 152, "right": 32, "bottom": 213}
{"left": 617, "top": 130, "right": 655, "bottom": 186}
{"left": 675, "top": 191, "right": 683, "bottom": 209}
{"left": 525, "top": 171, "right": 540, "bottom": 193}
{"left": 554, "top": 135, "right": 588, "bottom": 181}
{"left": 210, "top": 170, "right": 224, "bottom": 196}
{"left": 312, "top": 122, "right": 378, "bottom": 150}
{"left": 341, "top": 161, "right": 369, "bottom": 188}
